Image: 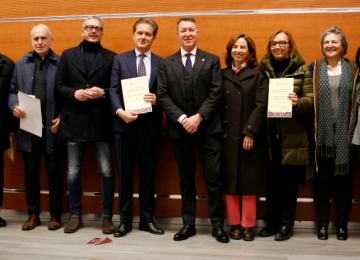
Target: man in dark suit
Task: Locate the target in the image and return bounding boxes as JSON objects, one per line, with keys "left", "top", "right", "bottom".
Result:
{"left": 56, "top": 16, "right": 116, "bottom": 234}
{"left": 157, "top": 17, "right": 229, "bottom": 243}
{"left": 0, "top": 53, "right": 13, "bottom": 227}
{"left": 9, "top": 25, "right": 63, "bottom": 231}
{"left": 109, "top": 18, "right": 164, "bottom": 237}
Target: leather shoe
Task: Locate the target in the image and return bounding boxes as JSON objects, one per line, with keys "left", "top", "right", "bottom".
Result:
{"left": 337, "top": 226, "right": 348, "bottom": 240}
{"left": 212, "top": 227, "right": 230, "bottom": 243}
{"left": 260, "top": 222, "right": 280, "bottom": 237}
{"left": 48, "top": 214, "right": 62, "bottom": 230}
{"left": 64, "top": 217, "right": 83, "bottom": 233}
{"left": 243, "top": 227, "right": 254, "bottom": 241}
{"left": 22, "top": 214, "right": 41, "bottom": 230}
{"left": 275, "top": 226, "right": 293, "bottom": 241}
{"left": 174, "top": 225, "right": 196, "bottom": 241}
{"left": 0, "top": 217, "right": 6, "bottom": 227}
{"left": 139, "top": 222, "right": 164, "bottom": 235}
{"left": 114, "top": 223, "right": 132, "bottom": 237}
{"left": 317, "top": 226, "right": 328, "bottom": 240}
{"left": 230, "top": 225, "right": 242, "bottom": 240}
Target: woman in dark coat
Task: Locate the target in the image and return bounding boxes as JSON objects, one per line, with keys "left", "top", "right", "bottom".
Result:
{"left": 221, "top": 33, "right": 268, "bottom": 241}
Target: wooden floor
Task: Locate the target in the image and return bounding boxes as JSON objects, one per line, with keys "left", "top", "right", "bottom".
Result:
{"left": 1, "top": 210, "right": 360, "bottom": 260}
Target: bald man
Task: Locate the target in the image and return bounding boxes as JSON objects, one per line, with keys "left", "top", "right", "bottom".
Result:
{"left": 8, "top": 24, "right": 63, "bottom": 231}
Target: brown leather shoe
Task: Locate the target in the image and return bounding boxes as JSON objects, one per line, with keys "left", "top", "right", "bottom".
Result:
{"left": 22, "top": 214, "right": 41, "bottom": 230}
{"left": 102, "top": 216, "right": 115, "bottom": 234}
{"left": 64, "top": 217, "right": 83, "bottom": 233}
{"left": 48, "top": 215, "right": 62, "bottom": 230}
{"left": 243, "top": 227, "right": 255, "bottom": 241}
{"left": 230, "top": 225, "right": 242, "bottom": 240}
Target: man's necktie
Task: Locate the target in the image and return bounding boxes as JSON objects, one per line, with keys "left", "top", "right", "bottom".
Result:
{"left": 138, "top": 54, "right": 146, "bottom": 77}
{"left": 185, "top": 53, "right": 192, "bottom": 74}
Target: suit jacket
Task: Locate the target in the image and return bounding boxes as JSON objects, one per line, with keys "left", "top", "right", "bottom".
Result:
{"left": 8, "top": 50, "right": 60, "bottom": 154}
{"left": 157, "top": 48, "right": 222, "bottom": 139}
{"left": 55, "top": 43, "right": 116, "bottom": 142}
{"left": 0, "top": 54, "right": 13, "bottom": 151}
{"left": 109, "top": 50, "right": 162, "bottom": 135}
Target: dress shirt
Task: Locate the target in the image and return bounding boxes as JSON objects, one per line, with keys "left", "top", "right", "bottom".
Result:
{"left": 177, "top": 47, "right": 197, "bottom": 124}
{"left": 327, "top": 60, "right": 342, "bottom": 76}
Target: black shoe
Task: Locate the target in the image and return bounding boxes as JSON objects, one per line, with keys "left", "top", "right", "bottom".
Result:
{"left": 274, "top": 226, "right": 293, "bottom": 241}
{"left": 113, "top": 223, "right": 132, "bottom": 237}
{"left": 212, "top": 227, "right": 230, "bottom": 243}
{"left": 337, "top": 226, "right": 348, "bottom": 240}
{"left": 317, "top": 226, "right": 328, "bottom": 240}
{"left": 259, "top": 222, "right": 280, "bottom": 237}
{"left": 0, "top": 217, "right": 6, "bottom": 227}
{"left": 139, "top": 222, "right": 164, "bottom": 235}
{"left": 174, "top": 225, "right": 196, "bottom": 241}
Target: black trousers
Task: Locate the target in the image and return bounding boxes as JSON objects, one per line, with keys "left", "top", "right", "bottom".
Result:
{"left": 266, "top": 139, "right": 305, "bottom": 227}
{"left": 22, "top": 135, "right": 63, "bottom": 216}
{"left": 315, "top": 157, "right": 354, "bottom": 227}
{"left": 171, "top": 132, "right": 224, "bottom": 228}
{"left": 0, "top": 152, "right": 4, "bottom": 208}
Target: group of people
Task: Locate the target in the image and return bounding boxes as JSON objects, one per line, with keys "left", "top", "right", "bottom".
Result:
{"left": 0, "top": 15, "right": 359, "bottom": 244}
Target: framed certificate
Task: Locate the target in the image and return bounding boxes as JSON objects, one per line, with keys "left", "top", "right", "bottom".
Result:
{"left": 267, "top": 78, "right": 294, "bottom": 118}
{"left": 121, "top": 76, "right": 152, "bottom": 114}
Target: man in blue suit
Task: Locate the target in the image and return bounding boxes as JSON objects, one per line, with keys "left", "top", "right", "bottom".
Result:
{"left": 109, "top": 18, "right": 163, "bottom": 237}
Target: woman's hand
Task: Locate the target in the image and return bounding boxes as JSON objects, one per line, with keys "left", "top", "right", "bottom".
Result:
{"left": 288, "top": 92, "right": 298, "bottom": 107}
{"left": 243, "top": 136, "right": 254, "bottom": 151}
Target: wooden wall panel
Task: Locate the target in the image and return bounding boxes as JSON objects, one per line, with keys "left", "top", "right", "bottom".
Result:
{"left": 2, "top": 2, "right": 360, "bottom": 222}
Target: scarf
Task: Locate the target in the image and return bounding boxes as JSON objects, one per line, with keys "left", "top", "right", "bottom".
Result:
{"left": 317, "top": 58, "right": 353, "bottom": 175}
{"left": 232, "top": 61, "right": 248, "bottom": 75}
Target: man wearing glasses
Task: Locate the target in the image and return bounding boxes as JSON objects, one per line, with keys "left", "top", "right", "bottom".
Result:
{"left": 56, "top": 16, "right": 116, "bottom": 234}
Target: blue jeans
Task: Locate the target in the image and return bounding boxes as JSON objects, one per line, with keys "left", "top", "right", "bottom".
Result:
{"left": 67, "top": 141, "right": 115, "bottom": 217}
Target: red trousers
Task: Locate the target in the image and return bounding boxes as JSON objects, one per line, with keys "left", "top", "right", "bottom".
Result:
{"left": 225, "top": 194, "right": 257, "bottom": 228}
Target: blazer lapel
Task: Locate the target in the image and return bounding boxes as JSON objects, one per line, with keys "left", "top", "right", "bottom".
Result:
{"left": 222, "top": 67, "right": 241, "bottom": 87}
{"left": 237, "top": 66, "right": 254, "bottom": 82}
{"left": 89, "top": 45, "right": 110, "bottom": 79}
{"left": 193, "top": 49, "right": 206, "bottom": 87}
{"left": 170, "top": 51, "right": 187, "bottom": 97}
{"left": 149, "top": 53, "right": 158, "bottom": 91}
{"left": 69, "top": 45, "right": 87, "bottom": 77}
{"left": 125, "top": 50, "right": 138, "bottom": 79}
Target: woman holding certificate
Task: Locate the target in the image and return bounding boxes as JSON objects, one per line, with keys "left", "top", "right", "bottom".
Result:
{"left": 259, "top": 30, "right": 313, "bottom": 241}
{"left": 309, "top": 27, "right": 358, "bottom": 241}
{"left": 221, "top": 33, "right": 268, "bottom": 241}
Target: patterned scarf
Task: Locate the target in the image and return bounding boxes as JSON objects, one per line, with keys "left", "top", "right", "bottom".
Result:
{"left": 317, "top": 58, "right": 353, "bottom": 175}
{"left": 232, "top": 61, "right": 248, "bottom": 75}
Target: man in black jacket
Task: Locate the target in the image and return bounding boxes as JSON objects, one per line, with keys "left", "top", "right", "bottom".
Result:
{"left": 56, "top": 15, "right": 116, "bottom": 234}
{"left": 0, "top": 53, "right": 13, "bottom": 227}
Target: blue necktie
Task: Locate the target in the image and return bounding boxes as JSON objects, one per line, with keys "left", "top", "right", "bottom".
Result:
{"left": 138, "top": 54, "right": 146, "bottom": 77}
{"left": 185, "top": 53, "right": 192, "bottom": 74}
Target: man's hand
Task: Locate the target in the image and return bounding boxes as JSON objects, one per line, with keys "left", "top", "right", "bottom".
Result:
{"left": 87, "top": 87, "right": 104, "bottom": 99}
{"left": 117, "top": 110, "right": 138, "bottom": 123}
{"left": 13, "top": 106, "right": 26, "bottom": 118}
{"left": 74, "top": 89, "right": 93, "bottom": 101}
{"left": 183, "top": 113, "right": 203, "bottom": 134}
{"left": 144, "top": 93, "right": 157, "bottom": 105}
{"left": 51, "top": 118, "right": 60, "bottom": 134}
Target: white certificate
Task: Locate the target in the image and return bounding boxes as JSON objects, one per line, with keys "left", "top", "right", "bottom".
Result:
{"left": 267, "top": 78, "right": 294, "bottom": 118}
{"left": 18, "top": 91, "right": 43, "bottom": 137}
{"left": 121, "top": 76, "right": 152, "bottom": 114}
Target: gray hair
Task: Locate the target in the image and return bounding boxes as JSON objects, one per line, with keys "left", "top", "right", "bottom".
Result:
{"left": 320, "top": 26, "right": 348, "bottom": 56}
{"left": 83, "top": 15, "right": 104, "bottom": 29}
{"left": 176, "top": 17, "right": 198, "bottom": 31}
{"left": 31, "top": 24, "right": 52, "bottom": 38}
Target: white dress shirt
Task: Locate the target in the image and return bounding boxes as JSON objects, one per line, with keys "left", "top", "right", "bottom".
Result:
{"left": 327, "top": 60, "right": 342, "bottom": 76}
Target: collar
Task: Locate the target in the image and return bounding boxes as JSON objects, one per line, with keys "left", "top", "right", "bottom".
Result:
{"left": 181, "top": 46, "right": 197, "bottom": 57}
{"left": 135, "top": 48, "right": 151, "bottom": 58}
{"left": 327, "top": 60, "right": 342, "bottom": 76}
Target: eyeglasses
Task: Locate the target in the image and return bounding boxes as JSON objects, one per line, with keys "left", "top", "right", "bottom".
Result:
{"left": 269, "top": 41, "right": 289, "bottom": 48}
{"left": 84, "top": 26, "right": 103, "bottom": 33}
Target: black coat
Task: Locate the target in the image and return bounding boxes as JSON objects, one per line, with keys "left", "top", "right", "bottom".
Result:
{"left": 55, "top": 44, "right": 116, "bottom": 142}
{"left": 0, "top": 54, "right": 14, "bottom": 151}
{"left": 221, "top": 65, "right": 268, "bottom": 195}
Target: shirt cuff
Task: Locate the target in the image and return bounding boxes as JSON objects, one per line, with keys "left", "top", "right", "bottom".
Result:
{"left": 177, "top": 114, "right": 187, "bottom": 125}
{"left": 116, "top": 108, "right": 123, "bottom": 116}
